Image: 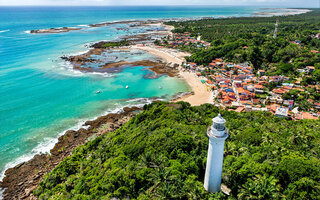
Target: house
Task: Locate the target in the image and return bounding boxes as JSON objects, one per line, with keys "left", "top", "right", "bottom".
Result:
{"left": 272, "top": 88, "right": 287, "bottom": 95}
{"left": 254, "top": 84, "right": 265, "bottom": 94}
{"left": 314, "top": 102, "right": 320, "bottom": 110}
{"left": 252, "top": 98, "right": 261, "bottom": 105}
{"left": 295, "top": 40, "right": 302, "bottom": 45}
{"left": 235, "top": 106, "right": 245, "bottom": 112}
{"left": 270, "top": 76, "right": 283, "bottom": 83}
{"left": 275, "top": 107, "right": 289, "bottom": 118}
{"left": 306, "top": 66, "right": 315, "bottom": 73}
{"left": 297, "top": 68, "right": 306, "bottom": 73}
{"left": 295, "top": 112, "right": 319, "bottom": 120}
{"left": 268, "top": 96, "right": 283, "bottom": 104}
{"left": 268, "top": 104, "right": 280, "bottom": 113}
{"left": 257, "top": 70, "right": 265, "bottom": 76}
{"left": 246, "top": 85, "right": 255, "bottom": 92}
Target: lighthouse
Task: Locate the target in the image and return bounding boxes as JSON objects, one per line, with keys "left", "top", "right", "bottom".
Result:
{"left": 204, "top": 114, "right": 228, "bottom": 193}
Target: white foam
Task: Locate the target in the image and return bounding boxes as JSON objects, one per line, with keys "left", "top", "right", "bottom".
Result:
{"left": 78, "top": 24, "right": 89, "bottom": 27}
{"left": 0, "top": 93, "right": 165, "bottom": 184}
{"left": 88, "top": 72, "right": 114, "bottom": 78}
{"left": 0, "top": 136, "right": 57, "bottom": 182}
{"left": 0, "top": 104, "right": 130, "bottom": 182}
{"left": 68, "top": 49, "right": 90, "bottom": 56}
{"left": 24, "top": 30, "right": 31, "bottom": 34}
{"left": 0, "top": 30, "right": 9, "bottom": 33}
{"left": 53, "top": 60, "right": 115, "bottom": 78}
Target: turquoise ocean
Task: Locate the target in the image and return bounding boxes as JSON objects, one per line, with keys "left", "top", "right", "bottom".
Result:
{"left": 0, "top": 6, "right": 275, "bottom": 180}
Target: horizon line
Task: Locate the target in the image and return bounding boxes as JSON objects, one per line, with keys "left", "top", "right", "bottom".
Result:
{"left": 0, "top": 5, "right": 316, "bottom": 8}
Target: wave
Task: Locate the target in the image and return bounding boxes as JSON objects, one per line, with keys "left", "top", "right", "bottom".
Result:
{"left": 53, "top": 61, "right": 114, "bottom": 78}
{"left": 0, "top": 96, "right": 162, "bottom": 183}
{"left": 0, "top": 30, "right": 9, "bottom": 33}
{"left": 77, "top": 24, "right": 89, "bottom": 27}
{"left": 67, "top": 49, "right": 90, "bottom": 56}
{"left": 0, "top": 104, "right": 133, "bottom": 182}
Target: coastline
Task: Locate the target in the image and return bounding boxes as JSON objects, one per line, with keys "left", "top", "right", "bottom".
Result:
{"left": 24, "top": 8, "right": 311, "bottom": 35}
{"left": 131, "top": 44, "right": 214, "bottom": 106}
{"left": 0, "top": 106, "right": 142, "bottom": 200}
{"left": 0, "top": 7, "right": 314, "bottom": 199}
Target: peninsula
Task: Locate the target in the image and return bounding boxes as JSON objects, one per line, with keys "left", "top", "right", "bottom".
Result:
{"left": 1, "top": 7, "right": 320, "bottom": 200}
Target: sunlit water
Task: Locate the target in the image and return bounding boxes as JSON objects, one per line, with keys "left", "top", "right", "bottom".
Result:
{"left": 0, "top": 6, "right": 271, "bottom": 181}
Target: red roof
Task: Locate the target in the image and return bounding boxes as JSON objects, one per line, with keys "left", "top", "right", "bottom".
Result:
{"left": 273, "top": 88, "right": 287, "bottom": 94}
{"left": 254, "top": 84, "right": 264, "bottom": 89}
{"left": 252, "top": 99, "right": 260, "bottom": 104}
{"left": 295, "top": 112, "right": 318, "bottom": 120}
{"left": 235, "top": 107, "right": 245, "bottom": 112}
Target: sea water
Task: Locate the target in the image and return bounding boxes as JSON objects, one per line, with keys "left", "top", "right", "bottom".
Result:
{"left": 0, "top": 6, "right": 271, "bottom": 181}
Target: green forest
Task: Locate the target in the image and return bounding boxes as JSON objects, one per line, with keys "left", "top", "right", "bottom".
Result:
{"left": 35, "top": 102, "right": 320, "bottom": 199}
{"left": 101, "top": 40, "right": 130, "bottom": 48}
{"left": 166, "top": 9, "right": 320, "bottom": 78}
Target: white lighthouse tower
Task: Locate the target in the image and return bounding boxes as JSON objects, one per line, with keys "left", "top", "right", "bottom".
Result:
{"left": 204, "top": 114, "right": 228, "bottom": 193}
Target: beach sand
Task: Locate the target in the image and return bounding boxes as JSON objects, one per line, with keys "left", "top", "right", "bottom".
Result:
{"left": 175, "top": 71, "right": 214, "bottom": 106}
{"left": 132, "top": 44, "right": 213, "bottom": 106}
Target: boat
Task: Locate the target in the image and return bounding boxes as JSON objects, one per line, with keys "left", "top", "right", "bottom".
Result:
{"left": 125, "top": 85, "right": 129, "bottom": 89}
{"left": 159, "top": 85, "right": 162, "bottom": 89}
{"left": 96, "top": 90, "right": 101, "bottom": 94}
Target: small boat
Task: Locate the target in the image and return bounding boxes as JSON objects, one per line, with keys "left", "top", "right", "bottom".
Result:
{"left": 159, "top": 85, "right": 162, "bottom": 89}
{"left": 96, "top": 90, "right": 101, "bottom": 94}
{"left": 125, "top": 85, "right": 129, "bottom": 89}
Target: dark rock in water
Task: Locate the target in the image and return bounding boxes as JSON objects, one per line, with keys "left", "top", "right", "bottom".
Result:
{"left": 143, "top": 72, "right": 162, "bottom": 79}
{"left": 29, "top": 27, "right": 81, "bottom": 34}
{"left": 90, "top": 41, "right": 109, "bottom": 49}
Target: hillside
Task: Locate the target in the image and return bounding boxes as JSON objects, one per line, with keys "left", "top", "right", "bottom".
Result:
{"left": 165, "top": 9, "right": 320, "bottom": 74}
{"left": 34, "top": 102, "right": 320, "bottom": 199}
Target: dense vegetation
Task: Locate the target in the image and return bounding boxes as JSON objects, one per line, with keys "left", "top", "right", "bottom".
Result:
{"left": 102, "top": 40, "right": 130, "bottom": 48}
{"left": 166, "top": 9, "right": 320, "bottom": 76}
{"left": 35, "top": 102, "right": 320, "bottom": 199}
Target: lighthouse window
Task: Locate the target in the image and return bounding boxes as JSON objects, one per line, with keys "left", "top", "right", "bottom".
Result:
{"left": 214, "top": 123, "right": 225, "bottom": 131}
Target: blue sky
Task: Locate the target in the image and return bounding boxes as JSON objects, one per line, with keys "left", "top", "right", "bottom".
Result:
{"left": 0, "top": 0, "right": 318, "bottom": 7}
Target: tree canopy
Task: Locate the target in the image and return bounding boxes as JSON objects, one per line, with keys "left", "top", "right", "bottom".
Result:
{"left": 34, "top": 102, "right": 320, "bottom": 199}
{"left": 166, "top": 9, "right": 320, "bottom": 73}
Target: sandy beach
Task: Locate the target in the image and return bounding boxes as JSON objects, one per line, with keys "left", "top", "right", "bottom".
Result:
{"left": 132, "top": 44, "right": 213, "bottom": 106}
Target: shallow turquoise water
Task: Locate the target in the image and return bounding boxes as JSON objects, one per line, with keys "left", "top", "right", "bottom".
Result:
{"left": 0, "top": 6, "right": 266, "bottom": 179}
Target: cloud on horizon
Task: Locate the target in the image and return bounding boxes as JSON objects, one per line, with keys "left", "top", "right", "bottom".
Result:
{"left": 0, "top": 0, "right": 318, "bottom": 7}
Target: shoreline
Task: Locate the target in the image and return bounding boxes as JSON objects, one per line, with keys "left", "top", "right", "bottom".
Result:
{"left": 131, "top": 44, "right": 214, "bottom": 106}
{"left": 0, "top": 106, "right": 143, "bottom": 200}
{"left": 25, "top": 8, "right": 312, "bottom": 35}
{"left": 0, "top": 7, "right": 315, "bottom": 199}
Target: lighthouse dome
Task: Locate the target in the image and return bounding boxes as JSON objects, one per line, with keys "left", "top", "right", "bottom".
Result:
{"left": 212, "top": 114, "right": 226, "bottom": 132}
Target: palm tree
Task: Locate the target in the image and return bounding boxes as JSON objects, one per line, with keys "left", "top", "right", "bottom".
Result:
{"left": 238, "top": 175, "right": 280, "bottom": 200}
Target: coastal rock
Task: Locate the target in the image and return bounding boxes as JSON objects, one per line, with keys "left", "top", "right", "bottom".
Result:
{"left": 30, "top": 27, "right": 81, "bottom": 34}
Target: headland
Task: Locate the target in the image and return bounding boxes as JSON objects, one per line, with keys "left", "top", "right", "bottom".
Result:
{"left": 1, "top": 7, "right": 315, "bottom": 199}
